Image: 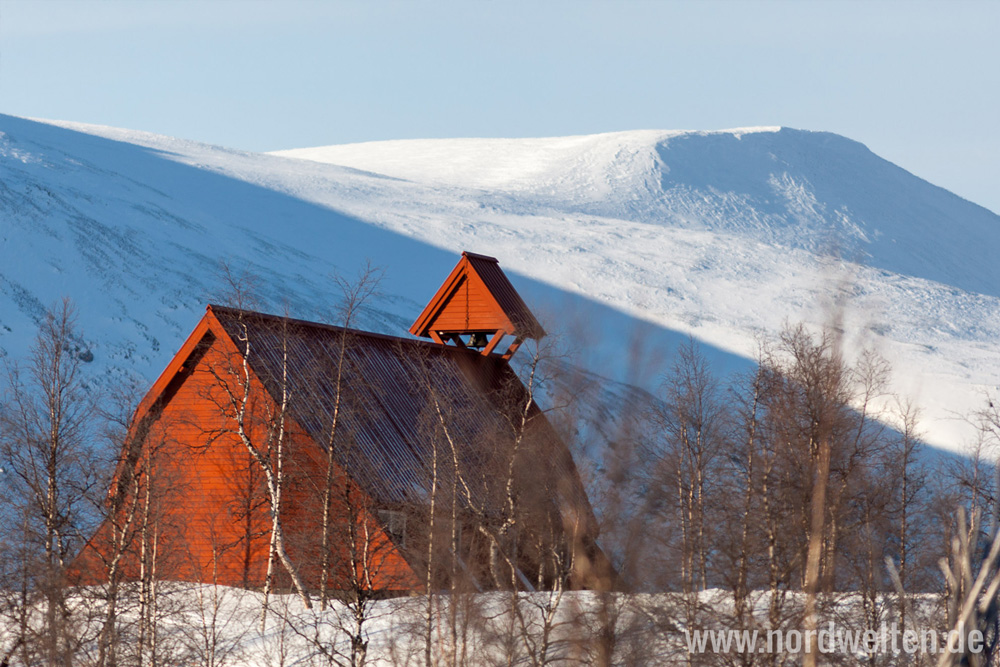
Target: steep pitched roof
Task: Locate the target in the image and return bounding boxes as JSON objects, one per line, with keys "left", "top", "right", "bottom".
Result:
{"left": 208, "top": 306, "right": 590, "bottom": 528}
{"left": 409, "top": 252, "right": 545, "bottom": 341}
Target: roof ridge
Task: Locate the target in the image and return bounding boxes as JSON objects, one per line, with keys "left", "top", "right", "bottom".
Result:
{"left": 461, "top": 250, "right": 499, "bottom": 262}
{"left": 207, "top": 303, "right": 500, "bottom": 357}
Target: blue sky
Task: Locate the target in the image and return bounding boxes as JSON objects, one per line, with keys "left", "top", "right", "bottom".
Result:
{"left": 1, "top": 0, "right": 998, "bottom": 213}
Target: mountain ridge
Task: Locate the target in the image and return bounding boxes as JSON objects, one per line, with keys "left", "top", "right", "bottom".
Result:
{"left": 275, "top": 126, "right": 1000, "bottom": 297}
{"left": 1, "top": 113, "right": 998, "bottom": 452}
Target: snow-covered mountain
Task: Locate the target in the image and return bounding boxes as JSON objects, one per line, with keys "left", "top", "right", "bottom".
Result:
{"left": 1, "top": 114, "right": 998, "bottom": 452}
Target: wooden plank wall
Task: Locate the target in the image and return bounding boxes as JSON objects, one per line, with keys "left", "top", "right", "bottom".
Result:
{"left": 429, "top": 274, "right": 508, "bottom": 333}
{"left": 73, "top": 334, "right": 417, "bottom": 593}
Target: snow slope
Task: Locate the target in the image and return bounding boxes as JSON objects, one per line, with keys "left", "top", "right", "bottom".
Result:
{"left": 2, "top": 115, "right": 999, "bottom": 453}
{"left": 275, "top": 129, "right": 1000, "bottom": 297}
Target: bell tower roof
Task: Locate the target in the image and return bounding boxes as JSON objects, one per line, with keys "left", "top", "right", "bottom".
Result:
{"left": 409, "top": 252, "right": 544, "bottom": 359}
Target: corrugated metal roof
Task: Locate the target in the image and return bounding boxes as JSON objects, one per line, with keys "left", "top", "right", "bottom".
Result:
{"left": 210, "top": 306, "right": 585, "bottom": 521}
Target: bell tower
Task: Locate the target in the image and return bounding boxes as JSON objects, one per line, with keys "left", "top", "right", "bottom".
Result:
{"left": 409, "top": 252, "right": 545, "bottom": 360}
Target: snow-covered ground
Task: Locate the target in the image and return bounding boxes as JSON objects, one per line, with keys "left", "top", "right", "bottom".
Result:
{"left": 1, "top": 114, "right": 999, "bottom": 454}
{"left": 2, "top": 584, "right": 949, "bottom": 666}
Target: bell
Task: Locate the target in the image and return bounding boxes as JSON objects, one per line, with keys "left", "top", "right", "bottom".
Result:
{"left": 468, "top": 332, "right": 488, "bottom": 349}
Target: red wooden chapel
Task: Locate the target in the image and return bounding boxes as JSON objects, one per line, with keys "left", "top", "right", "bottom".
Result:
{"left": 73, "top": 252, "right": 609, "bottom": 594}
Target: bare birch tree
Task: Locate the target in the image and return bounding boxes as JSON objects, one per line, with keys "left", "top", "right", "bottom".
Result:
{"left": 207, "top": 267, "right": 312, "bottom": 614}
{"left": 0, "top": 299, "right": 97, "bottom": 667}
